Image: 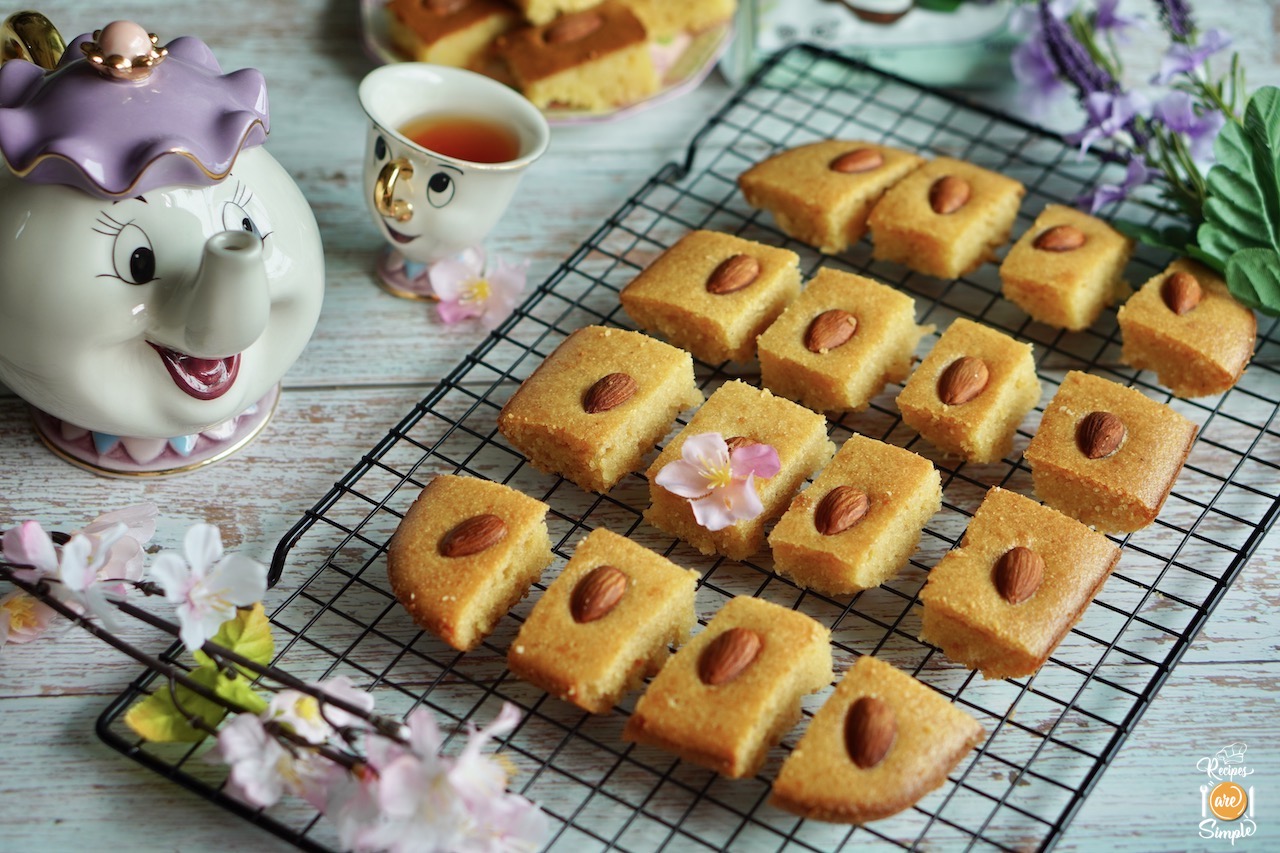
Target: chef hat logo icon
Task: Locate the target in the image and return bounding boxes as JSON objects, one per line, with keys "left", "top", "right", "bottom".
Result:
{"left": 1218, "top": 743, "right": 1248, "bottom": 765}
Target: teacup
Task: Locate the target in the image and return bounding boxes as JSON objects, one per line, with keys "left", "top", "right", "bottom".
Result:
{"left": 358, "top": 64, "right": 550, "bottom": 298}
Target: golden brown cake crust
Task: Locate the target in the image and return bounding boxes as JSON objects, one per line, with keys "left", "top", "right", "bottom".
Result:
{"left": 769, "top": 433, "right": 942, "bottom": 595}
{"left": 496, "top": 1, "right": 648, "bottom": 84}
{"left": 387, "top": 475, "right": 552, "bottom": 650}
{"left": 1024, "top": 371, "right": 1198, "bottom": 532}
{"left": 896, "top": 317, "right": 1041, "bottom": 463}
{"left": 622, "top": 596, "right": 832, "bottom": 778}
{"left": 1117, "top": 258, "right": 1257, "bottom": 398}
{"left": 644, "top": 380, "right": 834, "bottom": 560}
{"left": 497, "top": 325, "right": 702, "bottom": 492}
{"left": 919, "top": 487, "right": 1121, "bottom": 679}
{"left": 507, "top": 528, "right": 698, "bottom": 713}
{"left": 388, "top": 0, "right": 517, "bottom": 47}
{"left": 770, "top": 655, "right": 984, "bottom": 823}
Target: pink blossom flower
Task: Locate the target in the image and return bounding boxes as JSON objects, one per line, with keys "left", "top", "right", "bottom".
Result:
{"left": 430, "top": 250, "right": 526, "bottom": 331}
{"left": 654, "top": 432, "right": 781, "bottom": 531}
{"left": 217, "top": 713, "right": 339, "bottom": 810}
{"left": 2, "top": 520, "right": 59, "bottom": 582}
{"left": 339, "top": 704, "right": 544, "bottom": 852}
{"left": 266, "top": 677, "right": 377, "bottom": 745}
{"left": 53, "top": 529, "right": 129, "bottom": 629}
{"left": 149, "top": 523, "right": 267, "bottom": 652}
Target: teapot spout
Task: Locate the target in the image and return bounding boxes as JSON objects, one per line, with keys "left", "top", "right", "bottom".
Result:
{"left": 152, "top": 230, "right": 270, "bottom": 359}
{"left": 1, "top": 12, "right": 66, "bottom": 69}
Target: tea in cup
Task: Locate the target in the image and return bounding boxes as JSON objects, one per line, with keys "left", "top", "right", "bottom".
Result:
{"left": 358, "top": 64, "right": 550, "bottom": 299}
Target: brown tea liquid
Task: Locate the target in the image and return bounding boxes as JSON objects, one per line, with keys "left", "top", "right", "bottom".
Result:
{"left": 399, "top": 113, "right": 521, "bottom": 164}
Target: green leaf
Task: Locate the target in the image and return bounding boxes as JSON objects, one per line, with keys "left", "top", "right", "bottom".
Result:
{"left": 192, "top": 602, "right": 274, "bottom": 674}
{"left": 1225, "top": 247, "right": 1280, "bottom": 314}
{"left": 914, "top": 0, "right": 965, "bottom": 11}
{"left": 1199, "top": 86, "right": 1280, "bottom": 263}
{"left": 125, "top": 667, "right": 231, "bottom": 743}
{"left": 1113, "top": 219, "right": 1194, "bottom": 256}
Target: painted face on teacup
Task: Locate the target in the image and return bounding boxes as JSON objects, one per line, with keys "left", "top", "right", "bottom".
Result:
{"left": 0, "top": 147, "right": 324, "bottom": 439}
{"left": 358, "top": 64, "right": 549, "bottom": 265}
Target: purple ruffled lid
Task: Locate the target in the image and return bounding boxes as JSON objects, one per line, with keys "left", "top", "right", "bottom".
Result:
{"left": 0, "top": 33, "right": 269, "bottom": 199}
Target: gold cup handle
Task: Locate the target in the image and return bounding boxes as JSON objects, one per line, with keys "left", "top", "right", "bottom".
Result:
{"left": 374, "top": 157, "right": 414, "bottom": 223}
{"left": 1, "top": 11, "right": 66, "bottom": 70}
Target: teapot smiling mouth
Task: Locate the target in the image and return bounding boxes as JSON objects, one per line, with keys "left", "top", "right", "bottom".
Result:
{"left": 147, "top": 342, "right": 240, "bottom": 400}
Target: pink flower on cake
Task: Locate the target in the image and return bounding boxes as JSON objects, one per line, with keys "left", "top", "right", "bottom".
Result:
{"left": 149, "top": 523, "right": 267, "bottom": 652}
{"left": 430, "top": 250, "right": 526, "bottom": 331}
{"left": 654, "top": 432, "right": 781, "bottom": 531}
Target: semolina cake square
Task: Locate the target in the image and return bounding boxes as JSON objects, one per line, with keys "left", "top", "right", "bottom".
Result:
{"left": 738, "top": 140, "right": 925, "bottom": 255}
{"left": 620, "top": 230, "right": 802, "bottom": 364}
{"left": 757, "top": 266, "right": 931, "bottom": 413}
{"left": 1024, "top": 371, "right": 1197, "bottom": 533}
{"left": 497, "top": 325, "right": 702, "bottom": 493}
{"left": 617, "top": 0, "right": 737, "bottom": 38}
{"left": 495, "top": 3, "right": 658, "bottom": 111}
{"left": 1117, "top": 259, "right": 1257, "bottom": 398}
{"left": 769, "top": 434, "right": 941, "bottom": 595}
{"left": 896, "top": 318, "right": 1041, "bottom": 464}
{"left": 510, "top": 0, "right": 600, "bottom": 25}
{"left": 387, "top": 0, "right": 520, "bottom": 67}
{"left": 622, "top": 596, "right": 832, "bottom": 778}
{"left": 387, "top": 475, "right": 552, "bottom": 651}
{"left": 645, "top": 380, "right": 835, "bottom": 560}
{"left": 770, "top": 655, "right": 984, "bottom": 823}
{"left": 919, "top": 487, "right": 1121, "bottom": 679}
{"left": 868, "top": 156, "right": 1025, "bottom": 279}
{"left": 999, "top": 204, "right": 1134, "bottom": 331}
{"left": 508, "top": 528, "right": 698, "bottom": 713}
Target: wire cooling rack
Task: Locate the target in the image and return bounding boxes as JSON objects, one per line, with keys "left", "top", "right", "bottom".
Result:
{"left": 99, "top": 44, "right": 1280, "bottom": 852}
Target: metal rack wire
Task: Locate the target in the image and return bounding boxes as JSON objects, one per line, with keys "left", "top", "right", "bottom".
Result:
{"left": 99, "top": 44, "right": 1280, "bottom": 852}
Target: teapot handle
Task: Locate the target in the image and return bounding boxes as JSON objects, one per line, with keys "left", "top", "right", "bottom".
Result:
{"left": 1, "top": 11, "right": 65, "bottom": 70}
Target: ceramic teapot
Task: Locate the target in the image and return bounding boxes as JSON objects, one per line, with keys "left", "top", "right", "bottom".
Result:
{"left": 0, "top": 15, "right": 324, "bottom": 475}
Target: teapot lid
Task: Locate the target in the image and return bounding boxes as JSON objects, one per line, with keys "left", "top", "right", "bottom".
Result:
{"left": 0, "top": 20, "right": 269, "bottom": 199}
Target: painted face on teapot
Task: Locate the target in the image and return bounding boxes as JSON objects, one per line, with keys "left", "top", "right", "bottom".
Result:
{"left": 0, "top": 146, "right": 322, "bottom": 439}
{"left": 0, "top": 21, "right": 325, "bottom": 449}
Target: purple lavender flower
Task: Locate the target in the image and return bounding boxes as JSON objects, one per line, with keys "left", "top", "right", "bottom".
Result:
{"left": 1153, "top": 28, "right": 1231, "bottom": 84}
{"left": 1154, "top": 90, "right": 1226, "bottom": 161}
{"left": 1155, "top": 0, "right": 1195, "bottom": 40}
{"left": 1081, "top": 158, "right": 1151, "bottom": 213}
{"left": 1012, "top": 37, "right": 1069, "bottom": 117}
{"left": 1094, "top": 0, "right": 1138, "bottom": 40}
{"left": 1038, "top": 0, "right": 1117, "bottom": 97}
{"left": 1072, "top": 90, "right": 1151, "bottom": 153}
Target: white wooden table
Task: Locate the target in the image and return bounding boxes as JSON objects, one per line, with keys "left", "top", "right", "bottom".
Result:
{"left": 1, "top": 1, "right": 1276, "bottom": 850}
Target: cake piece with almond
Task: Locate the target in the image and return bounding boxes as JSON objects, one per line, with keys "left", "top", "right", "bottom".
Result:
{"left": 757, "top": 266, "right": 930, "bottom": 413}
{"left": 738, "top": 140, "right": 925, "bottom": 255}
{"left": 919, "top": 487, "right": 1121, "bottom": 679}
{"left": 623, "top": 595, "right": 832, "bottom": 778}
{"left": 621, "top": 230, "right": 802, "bottom": 364}
{"left": 896, "top": 318, "right": 1041, "bottom": 464}
{"left": 769, "top": 434, "right": 941, "bottom": 595}
{"left": 999, "top": 204, "right": 1134, "bottom": 331}
{"left": 1023, "top": 371, "right": 1197, "bottom": 532}
{"left": 387, "top": 475, "right": 552, "bottom": 651}
{"left": 494, "top": 2, "right": 659, "bottom": 112}
{"left": 498, "top": 325, "right": 702, "bottom": 493}
{"left": 1117, "top": 259, "right": 1257, "bottom": 398}
{"left": 868, "top": 157, "right": 1025, "bottom": 279}
{"left": 771, "top": 655, "right": 984, "bottom": 823}
{"left": 508, "top": 528, "right": 699, "bottom": 713}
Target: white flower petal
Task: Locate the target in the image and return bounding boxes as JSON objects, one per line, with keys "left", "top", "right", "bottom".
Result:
{"left": 208, "top": 554, "right": 268, "bottom": 607}
{"left": 57, "top": 535, "right": 97, "bottom": 592}
{"left": 148, "top": 553, "right": 192, "bottom": 603}
{"left": 183, "top": 523, "right": 224, "bottom": 575}
{"left": 654, "top": 458, "right": 714, "bottom": 499}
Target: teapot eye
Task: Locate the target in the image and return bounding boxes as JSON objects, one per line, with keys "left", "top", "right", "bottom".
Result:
{"left": 222, "top": 201, "right": 262, "bottom": 239}
{"left": 375, "top": 135, "right": 389, "bottom": 161}
{"left": 112, "top": 224, "right": 157, "bottom": 285}
{"left": 427, "top": 171, "right": 455, "bottom": 208}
